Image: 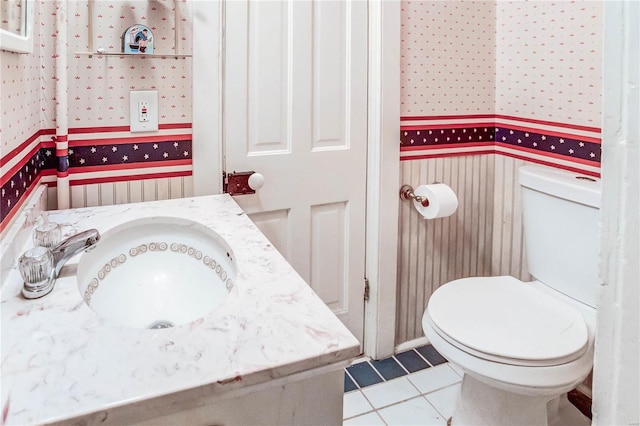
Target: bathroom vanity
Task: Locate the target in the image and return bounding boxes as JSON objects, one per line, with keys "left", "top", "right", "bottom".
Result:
{"left": 0, "top": 187, "right": 360, "bottom": 425}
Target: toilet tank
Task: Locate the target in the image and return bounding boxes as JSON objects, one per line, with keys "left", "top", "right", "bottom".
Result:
{"left": 518, "top": 166, "right": 601, "bottom": 308}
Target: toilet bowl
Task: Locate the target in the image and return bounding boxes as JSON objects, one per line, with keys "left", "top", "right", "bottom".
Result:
{"left": 424, "top": 276, "right": 595, "bottom": 392}
{"left": 422, "top": 166, "right": 600, "bottom": 425}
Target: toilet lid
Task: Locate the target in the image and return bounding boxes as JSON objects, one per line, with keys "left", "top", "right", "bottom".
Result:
{"left": 427, "top": 276, "right": 589, "bottom": 365}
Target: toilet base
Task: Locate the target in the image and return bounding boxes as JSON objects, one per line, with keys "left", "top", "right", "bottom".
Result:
{"left": 452, "top": 374, "right": 553, "bottom": 426}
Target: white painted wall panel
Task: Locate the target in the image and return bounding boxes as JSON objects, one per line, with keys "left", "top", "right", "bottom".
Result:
{"left": 99, "top": 182, "right": 114, "bottom": 206}
{"left": 491, "top": 155, "right": 530, "bottom": 280}
{"left": 65, "top": 177, "right": 193, "bottom": 209}
{"left": 47, "top": 186, "right": 58, "bottom": 211}
{"left": 85, "top": 184, "right": 100, "bottom": 207}
{"left": 143, "top": 179, "right": 158, "bottom": 202}
{"left": 128, "top": 181, "right": 143, "bottom": 204}
{"left": 114, "top": 181, "right": 129, "bottom": 205}
{"left": 156, "top": 178, "right": 170, "bottom": 201}
{"left": 396, "top": 154, "right": 534, "bottom": 344}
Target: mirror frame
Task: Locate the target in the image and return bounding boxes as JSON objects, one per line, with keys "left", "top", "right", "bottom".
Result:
{"left": 0, "top": 0, "right": 34, "bottom": 54}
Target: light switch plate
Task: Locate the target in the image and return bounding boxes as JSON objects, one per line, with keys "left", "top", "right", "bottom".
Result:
{"left": 130, "top": 90, "right": 158, "bottom": 132}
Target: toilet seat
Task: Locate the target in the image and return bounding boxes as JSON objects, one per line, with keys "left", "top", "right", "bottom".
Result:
{"left": 426, "top": 276, "right": 589, "bottom": 367}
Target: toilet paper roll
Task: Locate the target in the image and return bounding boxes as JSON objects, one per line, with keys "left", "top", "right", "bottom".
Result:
{"left": 412, "top": 183, "right": 458, "bottom": 219}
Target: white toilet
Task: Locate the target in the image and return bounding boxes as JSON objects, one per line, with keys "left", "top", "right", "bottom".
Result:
{"left": 422, "top": 165, "right": 600, "bottom": 425}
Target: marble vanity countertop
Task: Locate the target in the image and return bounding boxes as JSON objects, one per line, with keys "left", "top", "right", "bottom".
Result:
{"left": 1, "top": 194, "right": 360, "bottom": 425}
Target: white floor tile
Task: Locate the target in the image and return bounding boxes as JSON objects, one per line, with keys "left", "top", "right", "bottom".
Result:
{"left": 362, "top": 377, "right": 421, "bottom": 409}
{"left": 344, "top": 391, "right": 375, "bottom": 419}
{"left": 448, "top": 362, "right": 464, "bottom": 377}
{"left": 343, "top": 411, "right": 387, "bottom": 426}
{"left": 377, "top": 396, "right": 446, "bottom": 426}
{"left": 408, "top": 364, "right": 461, "bottom": 395}
{"left": 424, "top": 383, "right": 460, "bottom": 420}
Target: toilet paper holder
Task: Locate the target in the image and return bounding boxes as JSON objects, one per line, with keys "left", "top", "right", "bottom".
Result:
{"left": 399, "top": 184, "right": 430, "bottom": 207}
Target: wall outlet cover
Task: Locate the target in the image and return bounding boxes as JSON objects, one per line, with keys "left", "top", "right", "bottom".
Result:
{"left": 130, "top": 91, "right": 158, "bottom": 133}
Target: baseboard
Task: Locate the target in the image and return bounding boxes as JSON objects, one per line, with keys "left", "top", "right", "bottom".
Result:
{"left": 395, "top": 336, "right": 430, "bottom": 353}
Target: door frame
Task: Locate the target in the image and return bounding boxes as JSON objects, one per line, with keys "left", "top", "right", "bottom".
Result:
{"left": 192, "top": 0, "right": 400, "bottom": 359}
{"left": 592, "top": 1, "right": 640, "bottom": 423}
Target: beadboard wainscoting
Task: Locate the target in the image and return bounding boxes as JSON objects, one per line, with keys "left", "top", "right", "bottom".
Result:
{"left": 396, "top": 154, "right": 534, "bottom": 345}
{"left": 67, "top": 176, "right": 194, "bottom": 209}
{"left": 490, "top": 155, "right": 531, "bottom": 281}
{"left": 397, "top": 155, "right": 495, "bottom": 343}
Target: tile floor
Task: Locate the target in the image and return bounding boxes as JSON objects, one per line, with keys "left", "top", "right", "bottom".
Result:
{"left": 343, "top": 345, "right": 462, "bottom": 425}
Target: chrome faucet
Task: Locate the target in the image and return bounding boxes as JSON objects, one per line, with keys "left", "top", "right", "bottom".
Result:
{"left": 19, "top": 229, "right": 101, "bottom": 299}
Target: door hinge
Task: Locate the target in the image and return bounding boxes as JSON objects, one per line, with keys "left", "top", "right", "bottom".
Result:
{"left": 364, "top": 278, "right": 370, "bottom": 302}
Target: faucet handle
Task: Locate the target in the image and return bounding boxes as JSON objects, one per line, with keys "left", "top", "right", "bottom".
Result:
{"left": 33, "top": 221, "right": 62, "bottom": 248}
{"left": 19, "top": 247, "right": 55, "bottom": 299}
{"left": 18, "top": 229, "right": 101, "bottom": 300}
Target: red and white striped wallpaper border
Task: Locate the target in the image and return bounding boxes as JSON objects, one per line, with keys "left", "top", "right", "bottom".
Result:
{"left": 401, "top": 114, "right": 601, "bottom": 143}
{"left": 399, "top": 115, "right": 601, "bottom": 177}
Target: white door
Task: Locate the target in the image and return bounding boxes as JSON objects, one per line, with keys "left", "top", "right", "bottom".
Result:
{"left": 223, "top": 0, "right": 368, "bottom": 343}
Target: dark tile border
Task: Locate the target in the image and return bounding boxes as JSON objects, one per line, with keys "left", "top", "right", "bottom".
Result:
{"left": 395, "top": 350, "right": 430, "bottom": 373}
{"left": 416, "top": 345, "right": 448, "bottom": 366}
{"left": 346, "top": 361, "right": 384, "bottom": 388}
{"left": 370, "top": 357, "right": 408, "bottom": 381}
{"left": 346, "top": 344, "right": 593, "bottom": 426}
{"left": 345, "top": 345, "right": 449, "bottom": 392}
{"left": 344, "top": 373, "right": 358, "bottom": 393}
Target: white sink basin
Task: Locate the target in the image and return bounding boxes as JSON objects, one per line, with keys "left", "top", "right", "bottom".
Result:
{"left": 76, "top": 217, "right": 236, "bottom": 329}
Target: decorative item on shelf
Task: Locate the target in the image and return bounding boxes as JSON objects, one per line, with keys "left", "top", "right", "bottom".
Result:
{"left": 122, "top": 24, "right": 153, "bottom": 54}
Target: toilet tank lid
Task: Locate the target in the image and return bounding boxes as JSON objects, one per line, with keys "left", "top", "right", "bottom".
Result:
{"left": 518, "top": 165, "right": 601, "bottom": 208}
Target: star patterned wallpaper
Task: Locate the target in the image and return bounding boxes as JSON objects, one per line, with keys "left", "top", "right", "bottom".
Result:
{"left": 68, "top": 139, "right": 192, "bottom": 168}
{"left": 495, "top": 1, "right": 602, "bottom": 127}
{"left": 401, "top": 126, "right": 495, "bottom": 146}
{"left": 494, "top": 126, "right": 600, "bottom": 164}
{"left": 68, "top": 0, "right": 192, "bottom": 125}
{"left": 1, "top": 0, "right": 603, "bottom": 228}
{"left": 399, "top": 1, "right": 602, "bottom": 176}
{"left": 1, "top": 0, "right": 193, "bottom": 228}
{"left": 400, "top": 1, "right": 496, "bottom": 117}
{"left": 0, "top": 148, "right": 53, "bottom": 223}
{"left": 400, "top": 120, "right": 601, "bottom": 166}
